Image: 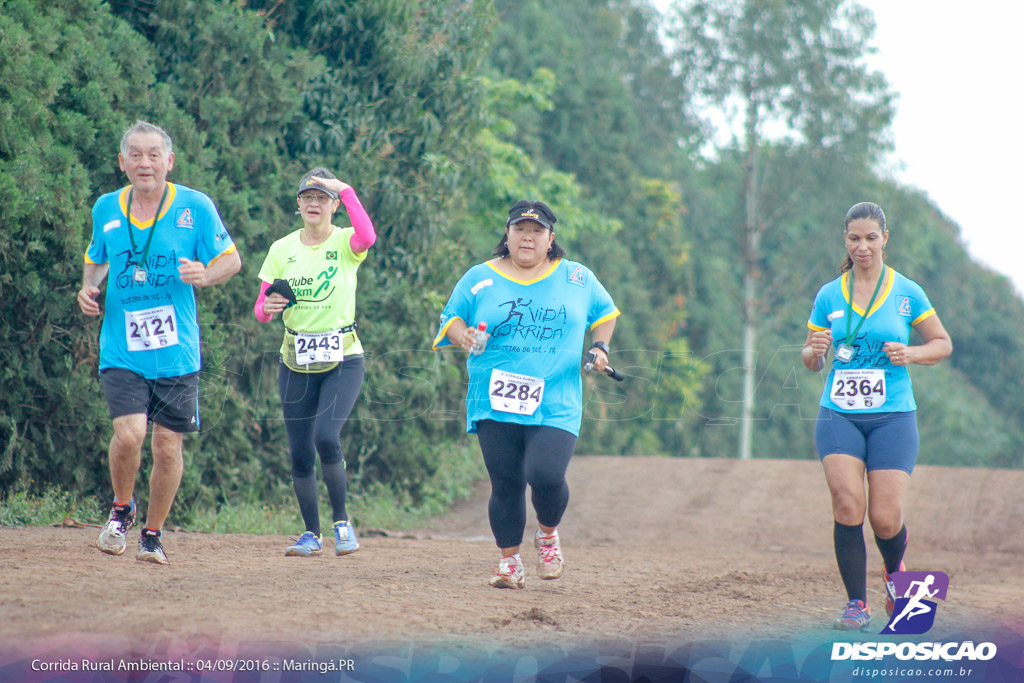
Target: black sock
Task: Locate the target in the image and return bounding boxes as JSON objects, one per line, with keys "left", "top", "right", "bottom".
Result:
{"left": 292, "top": 474, "right": 320, "bottom": 536}
{"left": 875, "top": 524, "right": 908, "bottom": 574}
{"left": 834, "top": 521, "right": 867, "bottom": 603}
{"left": 322, "top": 460, "right": 349, "bottom": 524}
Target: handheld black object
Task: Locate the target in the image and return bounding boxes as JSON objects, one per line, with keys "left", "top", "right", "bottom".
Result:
{"left": 584, "top": 351, "right": 625, "bottom": 382}
{"left": 265, "top": 279, "right": 297, "bottom": 308}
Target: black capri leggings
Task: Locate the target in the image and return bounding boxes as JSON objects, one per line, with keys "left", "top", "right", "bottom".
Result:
{"left": 476, "top": 419, "right": 577, "bottom": 549}
{"left": 278, "top": 356, "right": 365, "bottom": 477}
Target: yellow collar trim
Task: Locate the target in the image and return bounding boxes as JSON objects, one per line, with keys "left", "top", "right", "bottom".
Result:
{"left": 841, "top": 266, "right": 893, "bottom": 318}
{"left": 118, "top": 182, "right": 177, "bottom": 229}
{"left": 486, "top": 258, "right": 561, "bottom": 285}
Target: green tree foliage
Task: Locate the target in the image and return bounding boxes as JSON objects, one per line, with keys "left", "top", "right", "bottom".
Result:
{"left": 874, "top": 184, "right": 1024, "bottom": 468}
{"left": 0, "top": 0, "right": 175, "bottom": 495}
{"left": 485, "top": 0, "right": 712, "bottom": 456}
{"left": 1, "top": 0, "right": 500, "bottom": 517}
{"left": 492, "top": 0, "right": 697, "bottom": 190}
{"left": 668, "top": 0, "right": 895, "bottom": 458}
{"left": 680, "top": 143, "right": 875, "bottom": 459}
{"left": 2, "top": 0, "right": 1023, "bottom": 527}
{"left": 241, "top": 0, "right": 497, "bottom": 492}
{"left": 101, "top": 0, "right": 326, "bottom": 513}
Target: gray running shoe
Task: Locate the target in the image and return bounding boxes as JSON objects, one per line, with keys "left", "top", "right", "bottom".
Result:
{"left": 136, "top": 528, "right": 169, "bottom": 565}
{"left": 96, "top": 498, "right": 136, "bottom": 556}
{"left": 534, "top": 529, "right": 564, "bottom": 580}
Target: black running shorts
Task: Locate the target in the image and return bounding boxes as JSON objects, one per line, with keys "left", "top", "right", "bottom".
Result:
{"left": 99, "top": 367, "right": 200, "bottom": 433}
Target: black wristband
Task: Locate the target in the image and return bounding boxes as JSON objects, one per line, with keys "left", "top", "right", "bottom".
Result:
{"left": 590, "top": 341, "right": 610, "bottom": 355}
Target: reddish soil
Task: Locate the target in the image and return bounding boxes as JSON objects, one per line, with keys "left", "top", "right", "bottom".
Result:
{"left": 2, "top": 457, "right": 1022, "bottom": 678}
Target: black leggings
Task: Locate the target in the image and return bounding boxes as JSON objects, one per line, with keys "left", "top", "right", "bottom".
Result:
{"left": 476, "top": 419, "right": 577, "bottom": 549}
{"left": 278, "top": 356, "right": 364, "bottom": 532}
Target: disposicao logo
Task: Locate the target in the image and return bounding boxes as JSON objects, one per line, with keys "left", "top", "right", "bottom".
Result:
{"left": 831, "top": 570, "right": 998, "bottom": 664}
{"left": 831, "top": 641, "right": 996, "bottom": 662}
{"left": 882, "top": 570, "right": 948, "bottom": 635}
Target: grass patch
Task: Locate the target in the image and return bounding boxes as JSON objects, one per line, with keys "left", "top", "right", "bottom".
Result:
{"left": 188, "top": 441, "right": 486, "bottom": 534}
{"left": 185, "top": 492, "right": 302, "bottom": 535}
{"left": 0, "top": 487, "right": 104, "bottom": 527}
{"left": 2, "top": 442, "right": 487, "bottom": 535}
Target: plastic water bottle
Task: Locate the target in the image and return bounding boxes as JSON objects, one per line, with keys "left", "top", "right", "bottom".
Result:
{"left": 469, "top": 322, "right": 489, "bottom": 355}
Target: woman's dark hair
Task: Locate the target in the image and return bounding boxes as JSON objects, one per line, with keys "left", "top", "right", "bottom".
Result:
{"left": 492, "top": 199, "right": 566, "bottom": 260}
{"left": 492, "top": 232, "right": 567, "bottom": 260}
{"left": 839, "top": 201, "right": 887, "bottom": 273}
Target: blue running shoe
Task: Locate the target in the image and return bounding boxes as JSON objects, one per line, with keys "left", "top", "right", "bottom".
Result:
{"left": 333, "top": 520, "right": 360, "bottom": 556}
{"left": 834, "top": 599, "right": 871, "bottom": 631}
{"left": 285, "top": 531, "right": 322, "bottom": 557}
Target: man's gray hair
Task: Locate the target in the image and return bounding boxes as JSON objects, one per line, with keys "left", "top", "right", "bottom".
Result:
{"left": 120, "top": 120, "right": 173, "bottom": 156}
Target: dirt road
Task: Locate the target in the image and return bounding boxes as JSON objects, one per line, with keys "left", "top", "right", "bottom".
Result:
{"left": 2, "top": 457, "right": 1022, "bottom": 680}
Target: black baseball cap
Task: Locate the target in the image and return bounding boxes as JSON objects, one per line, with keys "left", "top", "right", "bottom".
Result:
{"left": 297, "top": 171, "right": 339, "bottom": 200}
{"left": 507, "top": 200, "right": 557, "bottom": 230}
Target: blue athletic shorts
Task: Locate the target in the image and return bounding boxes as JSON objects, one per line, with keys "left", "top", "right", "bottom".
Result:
{"left": 813, "top": 407, "right": 919, "bottom": 474}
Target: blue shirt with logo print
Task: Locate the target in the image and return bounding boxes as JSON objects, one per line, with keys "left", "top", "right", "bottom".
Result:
{"left": 85, "top": 182, "right": 236, "bottom": 379}
{"left": 433, "top": 259, "right": 620, "bottom": 436}
{"left": 807, "top": 266, "right": 936, "bottom": 413}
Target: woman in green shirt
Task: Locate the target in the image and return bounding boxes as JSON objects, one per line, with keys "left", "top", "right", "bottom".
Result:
{"left": 254, "top": 167, "right": 376, "bottom": 557}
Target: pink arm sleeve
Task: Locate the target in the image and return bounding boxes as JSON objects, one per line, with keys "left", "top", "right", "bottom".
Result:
{"left": 341, "top": 188, "right": 377, "bottom": 253}
{"left": 254, "top": 280, "right": 273, "bottom": 323}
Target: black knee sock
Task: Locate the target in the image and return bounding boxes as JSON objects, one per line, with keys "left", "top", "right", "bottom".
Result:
{"left": 874, "top": 524, "right": 908, "bottom": 574}
{"left": 321, "top": 460, "right": 349, "bottom": 524}
{"left": 834, "top": 521, "right": 867, "bottom": 603}
{"left": 292, "top": 474, "right": 320, "bottom": 536}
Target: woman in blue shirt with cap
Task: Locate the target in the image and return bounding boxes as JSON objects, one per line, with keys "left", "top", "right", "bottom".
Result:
{"left": 433, "top": 199, "right": 620, "bottom": 589}
{"left": 802, "top": 201, "right": 952, "bottom": 631}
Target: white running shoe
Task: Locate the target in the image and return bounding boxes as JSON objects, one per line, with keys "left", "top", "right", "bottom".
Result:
{"left": 489, "top": 554, "right": 525, "bottom": 589}
{"left": 534, "top": 529, "right": 564, "bottom": 580}
{"left": 136, "top": 528, "right": 170, "bottom": 565}
{"left": 96, "top": 498, "right": 136, "bottom": 556}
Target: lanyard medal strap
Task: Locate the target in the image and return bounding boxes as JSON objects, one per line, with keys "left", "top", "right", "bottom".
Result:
{"left": 126, "top": 183, "right": 169, "bottom": 283}
{"left": 836, "top": 267, "right": 886, "bottom": 363}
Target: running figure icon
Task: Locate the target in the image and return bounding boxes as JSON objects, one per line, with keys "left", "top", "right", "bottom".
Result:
{"left": 888, "top": 574, "right": 939, "bottom": 629}
{"left": 881, "top": 570, "right": 949, "bottom": 635}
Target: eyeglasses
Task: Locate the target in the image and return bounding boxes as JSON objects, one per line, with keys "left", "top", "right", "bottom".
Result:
{"left": 299, "top": 193, "right": 333, "bottom": 205}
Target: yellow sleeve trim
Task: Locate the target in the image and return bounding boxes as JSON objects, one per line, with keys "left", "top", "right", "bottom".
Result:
{"left": 432, "top": 316, "right": 462, "bottom": 350}
{"left": 589, "top": 308, "right": 621, "bottom": 330}
{"left": 911, "top": 308, "right": 936, "bottom": 326}
{"left": 83, "top": 253, "right": 103, "bottom": 265}
{"left": 807, "top": 322, "right": 827, "bottom": 332}
{"left": 207, "top": 243, "right": 237, "bottom": 266}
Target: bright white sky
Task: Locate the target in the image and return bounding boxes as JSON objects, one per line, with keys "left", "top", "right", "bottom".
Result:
{"left": 655, "top": 0, "right": 1024, "bottom": 295}
{"left": 860, "top": 0, "right": 1024, "bottom": 295}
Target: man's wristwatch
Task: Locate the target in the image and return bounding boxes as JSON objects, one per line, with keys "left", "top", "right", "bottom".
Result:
{"left": 590, "top": 341, "right": 610, "bottom": 356}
